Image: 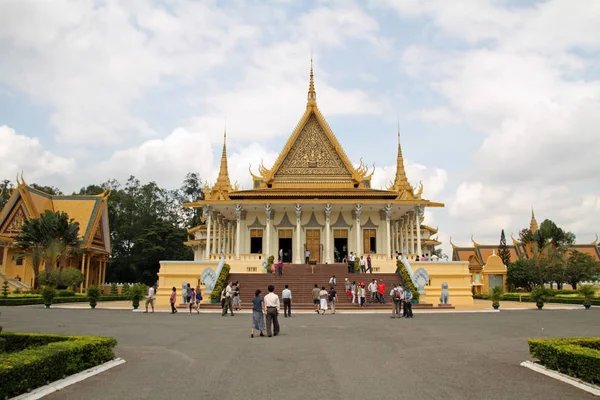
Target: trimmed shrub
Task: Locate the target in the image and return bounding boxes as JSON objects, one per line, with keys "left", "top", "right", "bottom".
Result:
{"left": 0, "top": 332, "right": 117, "bottom": 398}
{"left": 38, "top": 268, "right": 84, "bottom": 289}
{"left": 57, "top": 289, "right": 75, "bottom": 297}
{"left": 396, "top": 261, "right": 418, "bottom": 300}
{"left": 210, "top": 264, "right": 231, "bottom": 301}
{"left": 2, "top": 281, "right": 8, "bottom": 298}
{"left": 87, "top": 286, "right": 101, "bottom": 308}
{"left": 0, "top": 295, "right": 129, "bottom": 306}
{"left": 41, "top": 286, "right": 56, "bottom": 308}
{"left": 122, "top": 283, "right": 130, "bottom": 296}
{"left": 528, "top": 337, "right": 600, "bottom": 384}
{"left": 110, "top": 282, "right": 118, "bottom": 295}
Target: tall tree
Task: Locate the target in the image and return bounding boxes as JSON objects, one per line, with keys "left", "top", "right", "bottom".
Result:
{"left": 565, "top": 250, "right": 599, "bottom": 290}
{"left": 498, "top": 229, "right": 511, "bottom": 267}
{"left": 0, "top": 179, "right": 13, "bottom": 212}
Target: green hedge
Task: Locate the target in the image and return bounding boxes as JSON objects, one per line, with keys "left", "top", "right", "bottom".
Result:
{"left": 0, "top": 294, "right": 130, "bottom": 306}
{"left": 528, "top": 337, "right": 600, "bottom": 384}
{"left": 0, "top": 332, "right": 117, "bottom": 398}
{"left": 210, "top": 264, "right": 231, "bottom": 301}
{"left": 395, "top": 261, "right": 419, "bottom": 301}
{"left": 474, "top": 293, "right": 600, "bottom": 306}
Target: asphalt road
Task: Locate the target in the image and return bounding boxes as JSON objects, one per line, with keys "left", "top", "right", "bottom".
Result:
{"left": 1, "top": 307, "right": 599, "bottom": 400}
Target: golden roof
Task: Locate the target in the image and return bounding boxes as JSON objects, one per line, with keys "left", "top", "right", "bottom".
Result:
{"left": 387, "top": 126, "right": 420, "bottom": 200}
{"left": 205, "top": 131, "right": 233, "bottom": 201}
{"left": 530, "top": 208, "right": 539, "bottom": 234}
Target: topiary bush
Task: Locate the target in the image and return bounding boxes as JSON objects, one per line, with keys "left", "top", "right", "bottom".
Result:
{"left": 110, "top": 282, "right": 118, "bottom": 295}
{"left": 2, "top": 280, "right": 8, "bottom": 298}
{"left": 87, "top": 286, "right": 101, "bottom": 309}
{"left": 122, "top": 283, "right": 130, "bottom": 296}
{"left": 128, "top": 283, "right": 145, "bottom": 309}
{"left": 396, "top": 261, "right": 417, "bottom": 298}
{"left": 210, "top": 264, "right": 231, "bottom": 301}
{"left": 41, "top": 286, "right": 56, "bottom": 308}
{"left": 0, "top": 332, "right": 117, "bottom": 399}
{"left": 38, "top": 268, "right": 84, "bottom": 289}
{"left": 528, "top": 337, "right": 600, "bottom": 384}
{"left": 56, "top": 289, "right": 75, "bottom": 297}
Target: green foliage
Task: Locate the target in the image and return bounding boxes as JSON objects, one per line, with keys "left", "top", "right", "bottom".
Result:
{"left": 128, "top": 283, "right": 147, "bottom": 308}
{"left": 0, "top": 295, "right": 128, "bottom": 306}
{"left": 13, "top": 288, "right": 21, "bottom": 294}
{"left": 210, "top": 264, "right": 231, "bottom": 301}
{"left": 354, "top": 257, "right": 360, "bottom": 272}
{"left": 122, "top": 282, "right": 130, "bottom": 295}
{"left": 565, "top": 251, "right": 599, "bottom": 291}
{"left": 266, "top": 256, "right": 274, "bottom": 273}
{"left": 0, "top": 332, "right": 117, "bottom": 399}
{"left": 110, "top": 282, "right": 118, "bottom": 295}
{"left": 2, "top": 281, "right": 8, "bottom": 298}
{"left": 578, "top": 284, "right": 598, "bottom": 303}
{"left": 396, "top": 261, "right": 417, "bottom": 297}
{"left": 498, "top": 229, "right": 511, "bottom": 268}
{"left": 87, "top": 286, "right": 101, "bottom": 308}
{"left": 38, "top": 268, "right": 84, "bottom": 289}
{"left": 489, "top": 286, "right": 504, "bottom": 304}
{"left": 507, "top": 258, "right": 539, "bottom": 291}
{"left": 41, "top": 286, "right": 56, "bottom": 307}
{"left": 0, "top": 179, "right": 12, "bottom": 211}
{"left": 530, "top": 285, "right": 548, "bottom": 305}
{"left": 528, "top": 338, "right": 600, "bottom": 384}
{"left": 56, "top": 289, "right": 75, "bottom": 297}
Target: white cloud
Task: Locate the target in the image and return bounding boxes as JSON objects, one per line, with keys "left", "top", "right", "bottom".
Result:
{"left": 370, "top": 162, "right": 448, "bottom": 200}
{"left": 0, "top": 125, "right": 75, "bottom": 188}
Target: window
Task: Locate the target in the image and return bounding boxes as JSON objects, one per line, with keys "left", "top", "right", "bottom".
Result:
{"left": 16, "top": 257, "right": 24, "bottom": 266}
{"left": 0, "top": 246, "right": 3, "bottom": 265}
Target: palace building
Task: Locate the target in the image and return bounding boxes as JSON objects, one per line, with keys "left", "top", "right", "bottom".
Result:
{"left": 158, "top": 63, "right": 475, "bottom": 307}
{"left": 183, "top": 62, "right": 444, "bottom": 267}
{"left": 0, "top": 177, "right": 111, "bottom": 292}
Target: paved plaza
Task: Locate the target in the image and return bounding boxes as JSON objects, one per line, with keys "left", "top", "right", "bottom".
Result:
{"left": 1, "top": 306, "right": 599, "bottom": 399}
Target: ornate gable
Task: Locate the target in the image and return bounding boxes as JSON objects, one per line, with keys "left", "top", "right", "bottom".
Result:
{"left": 0, "top": 199, "right": 29, "bottom": 237}
{"left": 91, "top": 218, "right": 105, "bottom": 248}
{"left": 276, "top": 114, "right": 353, "bottom": 179}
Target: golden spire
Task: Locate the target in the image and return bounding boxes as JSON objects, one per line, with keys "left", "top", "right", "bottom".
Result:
{"left": 530, "top": 207, "right": 539, "bottom": 234}
{"left": 211, "top": 128, "right": 232, "bottom": 200}
{"left": 307, "top": 58, "right": 316, "bottom": 106}
{"left": 390, "top": 122, "right": 413, "bottom": 198}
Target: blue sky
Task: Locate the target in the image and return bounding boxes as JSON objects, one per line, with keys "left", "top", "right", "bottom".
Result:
{"left": 1, "top": 0, "right": 599, "bottom": 256}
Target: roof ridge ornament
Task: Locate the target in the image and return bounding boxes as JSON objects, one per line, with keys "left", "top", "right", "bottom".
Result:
{"left": 307, "top": 57, "right": 316, "bottom": 106}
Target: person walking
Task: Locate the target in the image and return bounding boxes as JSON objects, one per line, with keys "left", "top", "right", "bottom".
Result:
{"left": 359, "top": 256, "right": 366, "bottom": 273}
{"left": 348, "top": 252, "right": 356, "bottom": 273}
{"left": 328, "top": 285, "right": 337, "bottom": 314}
{"left": 185, "top": 283, "right": 192, "bottom": 304}
{"left": 404, "top": 288, "right": 414, "bottom": 318}
{"left": 279, "top": 248, "right": 283, "bottom": 261}
{"left": 282, "top": 284, "right": 292, "bottom": 317}
{"left": 232, "top": 281, "right": 241, "bottom": 311}
{"left": 359, "top": 282, "right": 366, "bottom": 307}
{"left": 264, "top": 285, "right": 280, "bottom": 337}
{"left": 222, "top": 281, "right": 234, "bottom": 316}
{"left": 368, "top": 279, "right": 378, "bottom": 304}
{"left": 144, "top": 285, "right": 156, "bottom": 313}
{"left": 250, "top": 289, "right": 265, "bottom": 338}
{"left": 312, "top": 284, "right": 320, "bottom": 313}
{"left": 189, "top": 288, "right": 200, "bottom": 314}
{"left": 319, "top": 286, "right": 329, "bottom": 315}
{"left": 169, "top": 287, "right": 178, "bottom": 314}
{"left": 329, "top": 275, "right": 336, "bottom": 288}
{"left": 366, "top": 255, "right": 373, "bottom": 273}
{"left": 305, "top": 249, "right": 311, "bottom": 264}
{"left": 390, "top": 284, "right": 403, "bottom": 318}
{"left": 345, "top": 278, "right": 351, "bottom": 301}
{"left": 377, "top": 280, "right": 386, "bottom": 304}
{"left": 181, "top": 282, "right": 187, "bottom": 304}
{"left": 351, "top": 281, "right": 357, "bottom": 304}
{"left": 277, "top": 260, "right": 284, "bottom": 277}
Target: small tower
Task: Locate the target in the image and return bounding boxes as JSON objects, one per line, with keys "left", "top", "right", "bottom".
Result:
{"left": 389, "top": 125, "right": 415, "bottom": 200}
{"left": 209, "top": 130, "right": 233, "bottom": 200}
{"left": 530, "top": 208, "right": 539, "bottom": 234}
{"left": 307, "top": 58, "right": 317, "bottom": 107}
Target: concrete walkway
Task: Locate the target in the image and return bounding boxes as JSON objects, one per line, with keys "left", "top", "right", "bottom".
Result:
{"left": 1, "top": 306, "right": 598, "bottom": 399}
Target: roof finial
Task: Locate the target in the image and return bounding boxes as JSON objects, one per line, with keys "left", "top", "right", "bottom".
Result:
{"left": 390, "top": 121, "right": 412, "bottom": 196}
{"left": 307, "top": 57, "right": 316, "bottom": 106}
{"left": 530, "top": 206, "right": 539, "bottom": 234}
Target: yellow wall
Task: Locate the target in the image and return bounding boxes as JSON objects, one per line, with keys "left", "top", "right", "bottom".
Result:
{"left": 156, "top": 261, "right": 219, "bottom": 305}
{"left": 1, "top": 247, "right": 36, "bottom": 289}
{"left": 422, "top": 262, "right": 474, "bottom": 305}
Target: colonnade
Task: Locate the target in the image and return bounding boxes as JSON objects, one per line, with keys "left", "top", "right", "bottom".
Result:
{"left": 201, "top": 203, "right": 425, "bottom": 262}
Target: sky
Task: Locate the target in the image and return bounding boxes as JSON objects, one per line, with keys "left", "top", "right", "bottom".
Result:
{"left": 1, "top": 0, "right": 599, "bottom": 257}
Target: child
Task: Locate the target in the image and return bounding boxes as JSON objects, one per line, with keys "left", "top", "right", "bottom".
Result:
{"left": 170, "top": 287, "right": 178, "bottom": 314}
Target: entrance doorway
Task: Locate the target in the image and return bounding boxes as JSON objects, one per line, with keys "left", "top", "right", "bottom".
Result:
{"left": 333, "top": 229, "right": 348, "bottom": 262}
{"left": 363, "top": 229, "right": 376, "bottom": 253}
{"left": 250, "top": 229, "right": 263, "bottom": 254}
{"left": 306, "top": 229, "right": 321, "bottom": 263}
{"left": 278, "top": 229, "right": 293, "bottom": 262}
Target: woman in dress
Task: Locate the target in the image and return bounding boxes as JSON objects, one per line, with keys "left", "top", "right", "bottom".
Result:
{"left": 232, "top": 281, "right": 241, "bottom": 311}
{"left": 319, "top": 286, "right": 329, "bottom": 315}
{"left": 351, "top": 281, "right": 357, "bottom": 304}
{"left": 250, "top": 289, "right": 265, "bottom": 338}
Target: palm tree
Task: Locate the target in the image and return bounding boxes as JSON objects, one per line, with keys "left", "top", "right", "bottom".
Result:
{"left": 15, "top": 210, "right": 81, "bottom": 288}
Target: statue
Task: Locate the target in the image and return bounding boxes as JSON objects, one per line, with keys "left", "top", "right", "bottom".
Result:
{"left": 440, "top": 282, "right": 449, "bottom": 304}
{"left": 202, "top": 251, "right": 226, "bottom": 295}
{"left": 413, "top": 267, "right": 430, "bottom": 296}
{"left": 181, "top": 282, "right": 188, "bottom": 304}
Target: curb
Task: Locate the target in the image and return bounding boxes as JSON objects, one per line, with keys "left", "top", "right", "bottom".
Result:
{"left": 520, "top": 360, "right": 600, "bottom": 397}
{"left": 11, "top": 358, "right": 126, "bottom": 400}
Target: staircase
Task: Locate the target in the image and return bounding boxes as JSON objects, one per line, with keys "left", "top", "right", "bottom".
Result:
{"left": 196, "top": 263, "right": 447, "bottom": 310}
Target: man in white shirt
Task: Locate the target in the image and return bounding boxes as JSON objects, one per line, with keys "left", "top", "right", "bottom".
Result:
{"left": 222, "top": 281, "right": 234, "bottom": 316}
{"left": 264, "top": 285, "right": 280, "bottom": 337}
{"left": 282, "top": 284, "right": 292, "bottom": 317}
{"left": 390, "top": 284, "right": 404, "bottom": 318}
{"left": 279, "top": 248, "right": 283, "bottom": 261}
{"left": 359, "top": 256, "right": 366, "bottom": 273}
{"left": 368, "top": 279, "right": 378, "bottom": 304}
{"left": 144, "top": 285, "right": 156, "bottom": 313}
{"left": 329, "top": 275, "right": 336, "bottom": 287}
{"left": 305, "top": 249, "right": 310, "bottom": 264}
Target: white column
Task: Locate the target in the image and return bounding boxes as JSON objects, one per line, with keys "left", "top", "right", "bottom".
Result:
{"left": 294, "top": 204, "right": 302, "bottom": 264}
{"left": 403, "top": 217, "right": 408, "bottom": 254}
{"left": 409, "top": 212, "right": 415, "bottom": 255}
{"left": 234, "top": 204, "right": 242, "bottom": 259}
{"left": 211, "top": 212, "right": 217, "bottom": 255}
{"left": 354, "top": 204, "right": 362, "bottom": 256}
{"left": 204, "top": 207, "right": 212, "bottom": 260}
{"left": 416, "top": 206, "right": 423, "bottom": 258}
{"left": 265, "top": 204, "right": 272, "bottom": 257}
{"left": 325, "top": 203, "right": 332, "bottom": 264}
{"left": 385, "top": 204, "right": 392, "bottom": 258}
{"left": 217, "top": 216, "right": 223, "bottom": 253}
{"left": 396, "top": 221, "right": 401, "bottom": 254}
